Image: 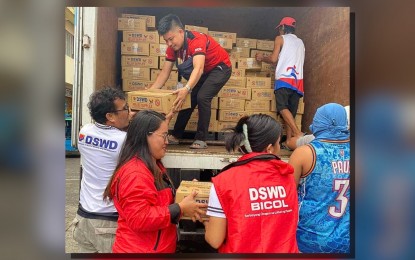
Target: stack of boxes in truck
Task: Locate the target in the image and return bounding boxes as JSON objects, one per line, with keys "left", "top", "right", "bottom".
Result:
{"left": 119, "top": 13, "right": 304, "bottom": 136}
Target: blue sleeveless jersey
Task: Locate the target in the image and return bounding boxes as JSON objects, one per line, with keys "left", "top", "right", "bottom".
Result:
{"left": 297, "top": 139, "right": 350, "bottom": 253}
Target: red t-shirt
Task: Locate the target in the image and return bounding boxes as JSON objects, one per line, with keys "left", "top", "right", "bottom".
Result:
{"left": 165, "top": 30, "right": 231, "bottom": 73}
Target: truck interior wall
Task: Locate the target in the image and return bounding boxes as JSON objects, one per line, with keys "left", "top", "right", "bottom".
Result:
{"left": 114, "top": 7, "right": 350, "bottom": 131}
{"left": 296, "top": 8, "right": 350, "bottom": 132}
{"left": 96, "top": 8, "right": 119, "bottom": 90}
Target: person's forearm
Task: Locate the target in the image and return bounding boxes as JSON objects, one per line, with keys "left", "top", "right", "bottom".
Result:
{"left": 150, "top": 70, "right": 171, "bottom": 89}
{"left": 185, "top": 67, "right": 204, "bottom": 90}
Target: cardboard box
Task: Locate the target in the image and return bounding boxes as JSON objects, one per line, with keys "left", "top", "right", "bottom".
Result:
{"left": 212, "top": 37, "right": 233, "bottom": 50}
{"left": 295, "top": 114, "right": 302, "bottom": 125}
{"left": 245, "top": 100, "right": 271, "bottom": 111}
{"left": 118, "top": 18, "right": 147, "bottom": 31}
{"left": 122, "top": 67, "right": 151, "bottom": 80}
{"left": 217, "top": 121, "right": 237, "bottom": 132}
{"left": 261, "top": 63, "right": 275, "bottom": 72}
{"left": 229, "top": 58, "right": 237, "bottom": 69}
{"left": 150, "top": 43, "right": 168, "bottom": 56}
{"left": 175, "top": 181, "right": 212, "bottom": 220}
{"left": 297, "top": 98, "right": 305, "bottom": 114}
{"left": 224, "top": 76, "right": 246, "bottom": 88}
{"left": 128, "top": 89, "right": 191, "bottom": 113}
{"left": 251, "top": 88, "right": 274, "bottom": 100}
{"left": 219, "top": 98, "right": 246, "bottom": 110}
{"left": 229, "top": 52, "right": 241, "bottom": 60}
{"left": 208, "top": 31, "right": 237, "bottom": 44}
{"left": 211, "top": 96, "right": 219, "bottom": 109}
{"left": 231, "top": 47, "right": 250, "bottom": 58}
{"left": 185, "top": 25, "right": 209, "bottom": 35}
{"left": 250, "top": 49, "right": 272, "bottom": 58}
{"left": 159, "top": 56, "right": 177, "bottom": 70}
{"left": 123, "top": 31, "right": 159, "bottom": 43}
{"left": 245, "top": 111, "right": 278, "bottom": 121}
{"left": 231, "top": 68, "right": 246, "bottom": 77}
{"left": 151, "top": 69, "right": 178, "bottom": 82}
{"left": 121, "top": 14, "right": 156, "bottom": 28}
{"left": 245, "top": 71, "right": 270, "bottom": 77}
{"left": 218, "top": 110, "right": 247, "bottom": 122}
{"left": 256, "top": 40, "right": 274, "bottom": 51}
{"left": 190, "top": 109, "right": 217, "bottom": 122}
{"left": 218, "top": 86, "right": 251, "bottom": 100}
{"left": 238, "top": 58, "right": 261, "bottom": 70}
{"left": 236, "top": 38, "right": 257, "bottom": 48}
{"left": 121, "top": 55, "right": 159, "bottom": 68}
{"left": 185, "top": 119, "right": 217, "bottom": 132}
{"left": 121, "top": 42, "right": 150, "bottom": 56}
{"left": 122, "top": 79, "right": 153, "bottom": 91}
{"left": 161, "top": 80, "right": 179, "bottom": 90}
{"left": 246, "top": 77, "right": 272, "bottom": 88}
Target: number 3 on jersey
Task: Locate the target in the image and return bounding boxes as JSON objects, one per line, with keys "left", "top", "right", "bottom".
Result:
{"left": 329, "top": 179, "right": 349, "bottom": 218}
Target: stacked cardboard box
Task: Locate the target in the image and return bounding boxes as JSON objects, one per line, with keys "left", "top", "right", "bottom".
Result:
{"left": 119, "top": 14, "right": 179, "bottom": 92}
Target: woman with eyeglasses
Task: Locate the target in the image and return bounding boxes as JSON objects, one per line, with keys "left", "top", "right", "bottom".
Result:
{"left": 103, "top": 110, "right": 207, "bottom": 253}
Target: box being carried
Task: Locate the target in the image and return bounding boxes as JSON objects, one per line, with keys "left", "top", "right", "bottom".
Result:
{"left": 175, "top": 181, "right": 212, "bottom": 220}
{"left": 128, "top": 89, "right": 190, "bottom": 113}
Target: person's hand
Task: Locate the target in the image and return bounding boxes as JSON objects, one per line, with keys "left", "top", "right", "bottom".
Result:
{"left": 178, "top": 190, "right": 208, "bottom": 222}
{"left": 165, "top": 107, "right": 177, "bottom": 124}
{"left": 255, "top": 53, "right": 263, "bottom": 62}
{"left": 172, "top": 87, "right": 189, "bottom": 112}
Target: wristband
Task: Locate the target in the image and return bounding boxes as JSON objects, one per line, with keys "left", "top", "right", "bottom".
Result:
{"left": 184, "top": 85, "right": 192, "bottom": 93}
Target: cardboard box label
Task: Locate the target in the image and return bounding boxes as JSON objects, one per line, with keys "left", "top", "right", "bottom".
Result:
{"left": 231, "top": 68, "right": 246, "bottom": 77}
{"left": 122, "top": 67, "right": 151, "bottom": 80}
{"left": 218, "top": 86, "right": 251, "bottom": 100}
{"left": 122, "top": 80, "right": 153, "bottom": 91}
{"left": 121, "top": 42, "right": 150, "bottom": 56}
{"left": 218, "top": 110, "right": 247, "bottom": 122}
{"left": 238, "top": 58, "right": 261, "bottom": 70}
{"left": 224, "top": 76, "right": 246, "bottom": 87}
{"left": 123, "top": 31, "right": 159, "bottom": 43}
{"left": 121, "top": 55, "right": 158, "bottom": 68}
{"left": 118, "top": 18, "right": 146, "bottom": 31}
{"left": 219, "top": 98, "right": 246, "bottom": 110}
{"left": 246, "top": 77, "right": 272, "bottom": 88}
{"left": 208, "top": 31, "right": 237, "bottom": 44}
{"left": 245, "top": 100, "right": 271, "bottom": 111}
{"left": 251, "top": 88, "right": 274, "bottom": 100}
{"left": 150, "top": 43, "right": 168, "bottom": 56}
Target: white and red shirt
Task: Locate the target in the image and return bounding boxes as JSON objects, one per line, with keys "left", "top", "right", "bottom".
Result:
{"left": 275, "top": 34, "right": 305, "bottom": 95}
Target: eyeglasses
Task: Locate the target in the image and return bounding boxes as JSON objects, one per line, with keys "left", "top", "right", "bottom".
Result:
{"left": 149, "top": 131, "right": 169, "bottom": 142}
{"left": 110, "top": 104, "right": 129, "bottom": 113}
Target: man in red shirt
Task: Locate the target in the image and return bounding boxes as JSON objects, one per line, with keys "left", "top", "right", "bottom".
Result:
{"left": 150, "top": 14, "right": 231, "bottom": 149}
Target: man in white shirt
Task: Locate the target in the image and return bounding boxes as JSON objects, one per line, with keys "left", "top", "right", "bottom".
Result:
{"left": 72, "top": 87, "right": 134, "bottom": 253}
{"left": 256, "top": 17, "right": 305, "bottom": 145}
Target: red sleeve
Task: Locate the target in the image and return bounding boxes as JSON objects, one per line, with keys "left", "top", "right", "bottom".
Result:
{"left": 117, "top": 168, "right": 171, "bottom": 232}
{"left": 165, "top": 47, "right": 176, "bottom": 62}
{"left": 188, "top": 35, "right": 207, "bottom": 57}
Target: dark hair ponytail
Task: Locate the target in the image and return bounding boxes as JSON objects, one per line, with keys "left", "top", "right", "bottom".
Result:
{"left": 225, "top": 114, "right": 282, "bottom": 153}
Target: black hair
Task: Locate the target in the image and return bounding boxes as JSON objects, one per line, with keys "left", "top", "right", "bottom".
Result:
{"left": 87, "top": 86, "right": 125, "bottom": 124}
{"left": 225, "top": 114, "right": 282, "bottom": 153}
{"left": 157, "top": 14, "right": 184, "bottom": 35}
{"left": 103, "top": 110, "right": 166, "bottom": 201}
{"left": 282, "top": 25, "right": 295, "bottom": 34}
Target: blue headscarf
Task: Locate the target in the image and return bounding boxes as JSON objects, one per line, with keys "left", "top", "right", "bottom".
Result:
{"left": 310, "top": 103, "right": 349, "bottom": 140}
